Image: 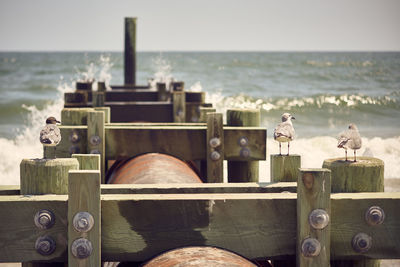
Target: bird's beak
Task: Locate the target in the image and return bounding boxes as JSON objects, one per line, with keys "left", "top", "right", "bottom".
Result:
{"left": 56, "top": 120, "right": 61, "bottom": 123}
{"left": 292, "top": 117, "right": 296, "bottom": 120}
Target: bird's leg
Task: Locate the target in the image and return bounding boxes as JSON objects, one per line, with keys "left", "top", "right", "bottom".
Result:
{"left": 354, "top": 150, "right": 356, "bottom": 162}
{"left": 287, "top": 142, "right": 290, "bottom": 156}
{"left": 279, "top": 142, "right": 282, "bottom": 156}
{"left": 345, "top": 150, "right": 348, "bottom": 161}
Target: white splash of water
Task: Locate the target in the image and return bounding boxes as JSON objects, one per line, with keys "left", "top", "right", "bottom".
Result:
{"left": 98, "top": 54, "right": 113, "bottom": 90}
{"left": 149, "top": 54, "right": 174, "bottom": 89}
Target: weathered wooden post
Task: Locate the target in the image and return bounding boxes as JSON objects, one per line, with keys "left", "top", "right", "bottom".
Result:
{"left": 199, "top": 107, "right": 216, "bottom": 123}
{"left": 97, "top": 81, "right": 106, "bottom": 92}
{"left": 124, "top": 17, "right": 136, "bottom": 86}
{"left": 20, "top": 158, "right": 79, "bottom": 266}
{"left": 270, "top": 154, "right": 301, "bottom": 182}
{"left": 87, "top": 111, "right": 105, "bottom": 183}
{"left": 94, "top": 107, "right": 110, "bottom": 124}
{"left": 172, "top": 91, "right": 186, "bottom": 122}
{"left": 297, "top": 168, "right": 331, "bottom": 267}
{"left": 323, "top": 157, "right": 384, "bottom": 267}
{"left": 68, "top": 170, "right": 101, "bottom": 267}
{"left": 157, "top": 82, "right": 169, "bottom": 101}
{"left": 206, "top": 112, "right": 224, "bottom": 182}
{"left": 72, "top": 154, "right": 100, "bottom": 171}
{"left": 92, "top": 91, "right": 104, "bottom": 107}
{"left": 227, "top": 108, "right": 260, "bottom": 182}
{"left": 61, "top": 108, "right": 95, "bottom": 126}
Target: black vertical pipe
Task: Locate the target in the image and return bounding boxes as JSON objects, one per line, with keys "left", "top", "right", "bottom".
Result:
{"left": 124, "top": 17, "right": 136, "bottom": 86}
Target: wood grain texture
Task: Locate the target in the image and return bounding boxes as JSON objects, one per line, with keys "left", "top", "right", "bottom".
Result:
{"left": 68, "top": 170, "right": 101, "bottom": 267}
{"left": 206, "top": 113, "right": 224, "bottom": 182}
{"left": 297, "top": 168, "right": 331, "bottom": 267}
{"left": 0, "top": 193, "right": 399, "bottom": 262}
{"left": 71, "top": 154, "right": 100, "bottom": 171}
{"left": 61, "top": 108, "right": 95, "bottom": 125}
{"left": 199, "top": 107, "right": 216, "bottom": 123}
{"left": 227, "top": 108, "right": 261, "bottom": 183}
{"left": 87, "top": 111, "right": 105, "bottom": 183}
{"left": 57, "top": 126, "right": 87, "bottom": 158}
{"left": 271, "top": 154, "right": 301, "bottom": 182}
{"left": 172, "top": 91, "right": 186, "bottom": 122}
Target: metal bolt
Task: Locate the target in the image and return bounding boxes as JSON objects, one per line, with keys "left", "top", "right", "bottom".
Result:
{"left": 73, "top": 212, "right": 94, "bottom": 233}
{"left": 34, "top": 210, "right": 55, "bottom": 230}
{"left": 210, "top": 151, "right": 221, "bottom": 161}
{"left": 90, "top": 135, "right": 101, "bottom": 146}
{"left": 238, "top": 137, "right": 248, "bottom": 147}
{"left": 69, "top": 130, "right": 80, "bottom": 143}
{"left": 35, "top": 236, "right": 56, "bottom": 256}
{"left": 301, "top": 238, "right": 321, "bottom": 257}
{"left": 209, "top": 137, "right": 221, "bottom": 148}
{"left": 71, "top": 238, "right": 93, "bottom": 259}
{"left": 352, "top": 233, "right": 372, "bottom": 253}
{"left": 90, "top": 149, "right": 101, "bottom": 154}
{"left": 365, "top": 206, "right": 385, "bottom": 226}
{"left": 309, "top": 209, "right": 330, "bottom": 230}
{"left": 240, "top": 148, "right": 250, "bottom": 158}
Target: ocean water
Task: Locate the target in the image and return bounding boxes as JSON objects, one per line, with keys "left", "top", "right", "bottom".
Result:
{"left": 0, "top": 51, "right": 399, "bottom": 184}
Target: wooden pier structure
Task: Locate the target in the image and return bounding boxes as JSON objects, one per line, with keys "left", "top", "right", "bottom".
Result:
{"left": 0, "top": 18, "right": 399, "bottom": 267}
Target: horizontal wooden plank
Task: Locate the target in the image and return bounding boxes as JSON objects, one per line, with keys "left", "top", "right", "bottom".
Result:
{"left": 110, "top": 85, "right": 150, "bottom": 90}
{"left": 0, "top": 193, "right": 399, "bottom": 262}
{"left": 0, "top": 182, "right": 296, "bottom": 196}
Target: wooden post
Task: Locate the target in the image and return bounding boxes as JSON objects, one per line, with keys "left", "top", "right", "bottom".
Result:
{"left": 171, "top": 81, "right": 184, "bottom": 91}
{"left": 226, "top": 108, "right": 260, "bottom": 182}
{"left": 61, "top": 108, "right": 95, "bottom": 125}
{"left": 68, "top": 170, "right": 101, "bottom": 267}
{"left": 297, "top": 168, "right": 331, "bottom": 267}
{"left": 206, "top": 113, "right": 224, "bottom": 183}
{"left": 87, "top": 111, "right": 105, "bottom": 183}
{"left": 173, "top": 91, "right": 186, "bottom": 122}
{"left": 44, "top": 146, "right": 57, "bottom": 160}
{"left": 271, "top": 155, "right": 301, "bottom": 182}
{"left": 97, "top": 81, "right": 106, "bottom": 92}
{"left": 323, "top": 157, "right": 384, "bottom": 267}
{"left": 157, "top": 82, "right": 169, "bottom": 101}
{"left": 20, "top": 158, "right": 79, "bottom": 266}
{"left": 124, "top": 17, "right": 136, "bottom": 85}
{"left": 199, "top": 107, "right": 216, "bottom": 123}
{"left": 92, "top": 91, "right": 104, "bottom": 107}
{"left": 94, "top": 107, "right": 111, "bottom": 123}
{"left": 72, "top": 154, "right": 100, "bottom": 171}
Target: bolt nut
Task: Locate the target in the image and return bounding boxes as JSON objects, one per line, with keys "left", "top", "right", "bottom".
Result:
{"left": 352, "top": 233, "right": 372, "bottom": 253}
{"left": 69, "top": 130, "right": 80, "bottom": 143}
{"left": 238, "top": 137, "right": 248, "bottom": 147}
{"left": 35, "top": 236, "right": 56, "bottom": 256}
{"left": 210, "top": 151, "right": 221, "bottom": 161}
{"left": 209, "top": 137, "right": 221, "bottom": 148}
{"left": 89, "top": 135, "right": 101, "bottom": 146}
{"left": 73, "top": 212, "right": 94, "bottom": 232}
{"left": 309, "top": 209, "right": 330, "bottom": 230}
{"left": 240, "top": 148, "right": 250, "bottom": 158}
{"left": 365, "top": 206, "right": 385, "bottom": 226}
{"left": 34, "top": 209, "right": 55, "bottom": 230}
{"left": 71, "top": 238, "right": 93, "bottom": 259}
{"left": 301, "top": 238, "right": 321, "bottom": 257}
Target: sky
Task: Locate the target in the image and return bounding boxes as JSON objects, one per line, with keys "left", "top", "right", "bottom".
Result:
{"left": 0, "top": 0, "right": 399, "bottom": 51}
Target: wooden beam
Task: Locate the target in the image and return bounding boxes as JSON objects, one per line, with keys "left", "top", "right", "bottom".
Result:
{"left": 87, "top": 111, "right": 105, "bottom": 183}
{"left": 68, "top": 170, "right": 101, "bottom": 267}
{"left": 72, "top": 154, "right": 100, "bottom": 171}
{"left": 173, "top": 91, "right": 186, "bottom": 122}
{"left": 271, "top": 154, "right": 301, "bottom": 182}
{"left": 206, "top": 113, "right": 224, "bottom": 182}
{"left": 0, "top": 193, "right": 399, "bottom": 262}
{"left": 297, "top": 169, "right": 331, "bottom": 267}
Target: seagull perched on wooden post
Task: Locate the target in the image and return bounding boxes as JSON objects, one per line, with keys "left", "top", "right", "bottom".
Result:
{"left": 337, "top": 123, "right": 362, "bottom": 162}
{"left": 274, "top": 113, "right": 295, "bottom": 156}
{"left": 40, "top": 117, "right": 61, "bottom": 159}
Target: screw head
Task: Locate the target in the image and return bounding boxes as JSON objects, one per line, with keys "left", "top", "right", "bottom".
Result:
{"left": 240, "top": 148, "right": 250, "bottom": 158}
{"left": 73, "top": 212, "right": 94, "bottom": 232}
{"left": 238, "top": 137, "right": 248, "bottom": 147}
{"left": 365, "top": 206, "right": 385, "bottom": 226}
{"left": 71, "top": 238, "right": 93, "bottom": 259}
{"left": 209, "top": 137, "right": 221, "bottom": 148}
{"left": 352, "top": 233, "right": 372, "bottom": 253}
{"left": 210, "top": 151, "right": 221, "bottom": 161}
{"left": 301, "top": 238, "right": 321, "bottom": 257}
{"left": 89, "top": 135, "right": 101, "bottom": 146}
{"left": 34, "top": 210, "right": 55, "bottom": 230}
{"left": 35, "top": 236, "right": 56, "bottom": 256}
{"left": 309, "top": 209, "right": 330, "bottom": 230}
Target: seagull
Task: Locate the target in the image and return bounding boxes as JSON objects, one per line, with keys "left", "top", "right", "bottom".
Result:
{"left": 274, "top": 113, "right": 295, "bottom": 156}
{"left": 40, "top": 117, "right": 61, "bottom": 158}
{"left": 337, "top": 123, "right": 362, "bottom": 162}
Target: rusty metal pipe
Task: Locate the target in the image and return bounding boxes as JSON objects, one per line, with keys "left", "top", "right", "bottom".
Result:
{"left": 108, "top": 153, "right": 202, "bottom": 184}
